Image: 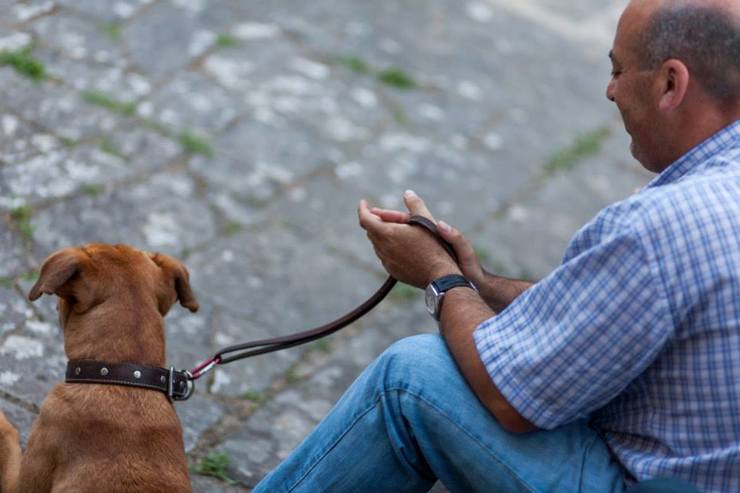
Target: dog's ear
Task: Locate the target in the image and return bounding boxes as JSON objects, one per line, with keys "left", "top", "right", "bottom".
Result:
{"left": 148, "top": 252, "right": 199, "bottom": 313}
{"left": 29, "top": 248, "right": 84, "bottom": 302}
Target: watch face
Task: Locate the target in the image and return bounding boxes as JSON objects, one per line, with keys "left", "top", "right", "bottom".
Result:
{"left": 424, "top": 284, "right": 438, "bottom": 316}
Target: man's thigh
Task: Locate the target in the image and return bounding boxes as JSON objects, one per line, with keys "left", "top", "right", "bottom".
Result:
{"left": 379, "top": 334, "right": 627, "bottom": 493}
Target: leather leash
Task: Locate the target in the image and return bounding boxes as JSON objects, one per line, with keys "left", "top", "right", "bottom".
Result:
{"left": 64, "top": 215, "right": 455, "bottom": 401}
{"left": 186, "top": 215, "right": 457, "bottom": 383}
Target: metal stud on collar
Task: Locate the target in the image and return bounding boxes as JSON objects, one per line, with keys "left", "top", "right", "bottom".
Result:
{"left": 100, "top": 367, "right": 109, "bottom": 376}
{"left": 133, "top": 370, "right": 142, "bottom": 379}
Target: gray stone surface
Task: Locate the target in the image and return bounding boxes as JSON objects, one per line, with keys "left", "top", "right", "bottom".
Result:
{"left": 0, "top": 1, "right": 648, "bottom": 491}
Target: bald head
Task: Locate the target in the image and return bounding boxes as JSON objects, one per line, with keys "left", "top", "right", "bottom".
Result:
{"left": 631, "top": 0, "right": 740, "bottom": 104}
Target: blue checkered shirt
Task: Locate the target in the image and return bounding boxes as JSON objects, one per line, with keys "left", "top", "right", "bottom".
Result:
{"left": 474, "top": 120, "right": 740, "bottom": 492}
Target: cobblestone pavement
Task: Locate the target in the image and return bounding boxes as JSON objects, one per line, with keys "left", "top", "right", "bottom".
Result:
{"left": 0, "top": 0, "right": 652, "bottom": 491}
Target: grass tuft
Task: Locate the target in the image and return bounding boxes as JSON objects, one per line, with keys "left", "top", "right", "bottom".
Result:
{"left": 0, "top": 47, "right": 46, "bottom": 81}
{"left": 223, "top": 221, "right": 244, "bottom": 236}
{"left": 101, "top": 22, "right": 121, "bottom": 41}
{"left": 80, "top": 183, "right": 104, "bottom": 196}
{"left": 473, "top": 245, "right": 490, "bottom": 264}
{"left": 389, "top": 102, "right": 407, "bottom": 124}
{"left": 377, "top": 68, "right": 417, "bottom": 89}
{"left": 543, "top": 127, "right": 610, "bottom": 177}
{"left": 10, "top": 205, "right": 34, "bottom": 242}
{"left": 216, "top": 34, "right": 238, "bottom": 48}
{"left": 285, "top": 367, "right": 300, "bottom": 384}
{"left": 82, "top": 90, "right": 136, "bottom": 116}
{"left": 390, "top": 282, "right": 418, "bottom": 303}
{"left": 337, "top": 56, "right": 370, "bottom": 74}
{"left": 0, "top": 277, "right": 13, "bottom": 289}
{"left": 193, "top": 452, "right": 238, "bottom": 485}
{"left": 242, "top": 390, "right": 265, "bottom": 403}
{"left": 179, "top": 131, "right": 214, "bottom": 157}
{"left": 311, "top": 338, "right": 332, "bottom": 353}
{"left": 100, "top": 140, "right": 127, "bottom": 160}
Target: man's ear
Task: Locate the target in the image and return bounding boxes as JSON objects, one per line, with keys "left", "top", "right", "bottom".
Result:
{"left": 658, "top": 59, "right": 690, "bottom": 112}
{"left": 148, "top": 252, "right": 199, "bottom": 313}
{"left": 29, "top": 248, "right": 84, "bottom": 302}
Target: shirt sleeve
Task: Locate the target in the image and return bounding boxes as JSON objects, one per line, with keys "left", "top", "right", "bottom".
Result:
{"left": 473, "top": 225, "right": 674, "bottom": 429}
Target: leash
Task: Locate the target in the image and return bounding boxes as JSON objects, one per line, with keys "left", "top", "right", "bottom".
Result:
{"left": 186, "top": 215, "right": 457, "bottom": 383}
{"left": 64, "top": 216, "right": 456, "bottom": 401}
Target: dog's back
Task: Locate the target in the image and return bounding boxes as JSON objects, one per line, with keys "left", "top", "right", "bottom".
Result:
{"left": 27, "top": 384, "right": 191, "bottom": 493}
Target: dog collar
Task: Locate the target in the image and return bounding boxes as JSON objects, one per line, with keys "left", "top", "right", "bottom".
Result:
{"left": 65, "top": 360, "right": 194, "bottom": 401}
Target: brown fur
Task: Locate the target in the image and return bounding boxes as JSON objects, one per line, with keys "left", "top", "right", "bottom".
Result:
{"left": 0, "top": 244, "right": 199, "bottom": 493}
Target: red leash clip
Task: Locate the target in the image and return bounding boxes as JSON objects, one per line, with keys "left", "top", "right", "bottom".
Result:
{"left": 188, "top": 355, "right": 221, "bottom": 380}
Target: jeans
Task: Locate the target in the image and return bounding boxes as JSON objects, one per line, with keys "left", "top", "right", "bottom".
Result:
{"left": 253, "top": 334, "right": 626, "bottom": 493}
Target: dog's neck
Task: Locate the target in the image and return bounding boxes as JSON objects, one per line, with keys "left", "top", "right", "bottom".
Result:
{"left": 62, "top": 301, "right": 167, "bottom": 367}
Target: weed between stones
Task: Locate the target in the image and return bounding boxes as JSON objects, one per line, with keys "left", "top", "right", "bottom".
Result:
{"left": 192, "top": 451, "right": 238, "bottom": 485}
{"left": 0, "top": 47, "right": 46, "bottom": 82}
{"left": 9, "top": 205, "right": 34, "bottom": 242}
{"left": 216, "top": 34, "right": 238, "bottom": 48}
{"left": 180, "top": 131, "right": 214, "bottom": 157}
{"left": 336, "top": 55, "right": 417, "bottom": 90}
{"left": 101, "top": 22, "right": 122, "bottom": 41}
{"left": 99, "top": 140, "right": 127, "bottom": 161}
{"left": 242, "top": 390, "right": 265, "bottom": 403}
{"left": 543, "top": 127, "right": 611, "bottom": 178}
{"left": 390, "top": 282, "right": 418, "bottom": 303}
{"left": 80, "top": 184, "right": 105, "bottom": 197}
{"left": 82, "top": 91, "right": 137, "bottom": 117}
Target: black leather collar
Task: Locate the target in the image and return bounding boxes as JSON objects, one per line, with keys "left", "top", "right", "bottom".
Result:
{"left": 66, "top": 360, "right": 194, "bottom": 401}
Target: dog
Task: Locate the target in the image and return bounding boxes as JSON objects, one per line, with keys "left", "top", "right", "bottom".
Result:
{"left": 0, "top": 244, "right": 199, "bottom": 493}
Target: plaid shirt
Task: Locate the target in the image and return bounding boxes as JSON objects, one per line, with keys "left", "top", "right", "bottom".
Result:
{"left": 474, "top": 119, "right": 740, "bottom": 492}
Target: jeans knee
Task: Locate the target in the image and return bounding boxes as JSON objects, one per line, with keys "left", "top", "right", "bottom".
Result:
{"left": 373, "top": 334, "right": 451, "bottom": 389}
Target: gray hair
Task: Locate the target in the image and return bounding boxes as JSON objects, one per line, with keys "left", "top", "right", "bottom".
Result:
{"left": 641, "top": 4, "right": 740, "bottom": 101}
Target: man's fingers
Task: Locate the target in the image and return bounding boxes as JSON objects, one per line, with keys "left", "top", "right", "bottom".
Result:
{"left": 437, "top": 221, "right": 479, "bottom": 270}
{"left": 358, "top": 199, "right": 383, "bottom": 231}
{"left": 403, "top": 190, "right": 435, "bottom": 221}
{"left": 371, "top": 207, "right": 411, "bottom": 224}
{"left": 358, "top": 200, "right": 379, "bottom": 230}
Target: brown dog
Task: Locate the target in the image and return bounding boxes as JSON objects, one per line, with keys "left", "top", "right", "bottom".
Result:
{"left": 0, "top": 244, "right": 199, "bottom": 493}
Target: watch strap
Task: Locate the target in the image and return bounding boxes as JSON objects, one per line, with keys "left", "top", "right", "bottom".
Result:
{"left": 432, "top": 274, "right": 475, "bottom": 293}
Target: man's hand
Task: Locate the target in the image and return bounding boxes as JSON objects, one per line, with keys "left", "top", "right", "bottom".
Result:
{"left": 368, "top": 191, "right": 486, "bottom": 289}
{"left": 358, "top": 190, "right": 461, "bottom": 288}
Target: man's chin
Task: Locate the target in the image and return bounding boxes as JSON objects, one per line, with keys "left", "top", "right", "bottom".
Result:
{"left": 629, "top": 139, "right": 640, "bottom": 160}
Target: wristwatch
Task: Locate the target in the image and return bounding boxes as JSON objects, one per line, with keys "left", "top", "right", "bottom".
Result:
{"left": 425, "top": 274, "right": 476, "bottom": 321}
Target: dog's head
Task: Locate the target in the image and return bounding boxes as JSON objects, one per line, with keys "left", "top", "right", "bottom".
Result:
{"left": 28, "top": 244, "right": 199, "bottom": 332}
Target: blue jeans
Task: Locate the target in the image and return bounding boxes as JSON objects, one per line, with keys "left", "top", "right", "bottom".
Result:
{"left": 254, "top": 334, "right": 626, "bottom": 493}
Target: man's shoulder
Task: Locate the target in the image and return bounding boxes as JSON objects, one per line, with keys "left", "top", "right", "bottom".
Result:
{"left": 569, "top": 163, "right": 738, "bottom": 259}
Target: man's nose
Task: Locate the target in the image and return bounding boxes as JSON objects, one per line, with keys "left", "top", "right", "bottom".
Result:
{"left": 606, "top": 80, "right": 616, "bottom": 102}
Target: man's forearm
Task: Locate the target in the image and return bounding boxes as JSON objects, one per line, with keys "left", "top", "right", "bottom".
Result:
{"left": 437, "top": 287, "right": 537, "bottom": 433}
{"left": 474, "top": 270, "right": 534, "bottom": 313}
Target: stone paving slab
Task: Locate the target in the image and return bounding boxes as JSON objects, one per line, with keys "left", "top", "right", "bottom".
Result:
{"left": 31, "top": 10, "right": 126, "bottom": 65}
{"left": 30, "top": 169, "right": 216, "bottom": 259}
{"left": 0, "top": 221, "right": 31, "bottom": 279}
{"left": 0, "top": 111, "right": 60, "bottom": 166}
{"left": 0, "top": 67, "right": 121, "bottom": 142}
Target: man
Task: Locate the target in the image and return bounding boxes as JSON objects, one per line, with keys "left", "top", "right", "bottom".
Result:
{"left": 254, "top": 0, "right": 739, "bottom": 491}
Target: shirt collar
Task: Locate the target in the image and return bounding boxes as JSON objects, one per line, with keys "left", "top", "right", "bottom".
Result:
{"left": 646, "top": 119, "right": 740, "bottom": 189}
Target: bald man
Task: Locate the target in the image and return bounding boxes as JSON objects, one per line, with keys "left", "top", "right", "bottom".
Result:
{"left": 254, "top": 2, "right": 739, "bottom": 492}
